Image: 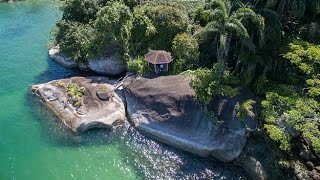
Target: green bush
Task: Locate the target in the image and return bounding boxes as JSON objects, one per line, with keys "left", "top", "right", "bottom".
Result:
{"left": 185, "top": 65, "right": 239, "bottom": 104}
{"left": 145, "top": 5, "right": 188, "bottom": 50}
{"left": 130, "top": 4, "right": 188, "bottom": 55}
{"left": 172, "top": 33, "right": 199, "bottom": 74}
{"left": 55, "top": 20, "right": 94, "bottom": 63}
{"left": 66, "top": 83, "right": 85, "bottom": 107}
{"left": 283, "top": 40, "right": 320, "bottom": 98}
{"left": 94, "top": 1, "right": 133, "bottom": 59}
{"left": 62, "top": 0, "right": 101, "bottom": 23}
{"left": 130, "top": 5, "right": 156, "bottom": 56}
{"left": 262, "top": 91, "right": 320, "bottom": 155}
{"left": 236, "top": 99, "right": 256, "bottom": 121}
{"left": 127, "top": 57, "right": 150, "bottom": 74}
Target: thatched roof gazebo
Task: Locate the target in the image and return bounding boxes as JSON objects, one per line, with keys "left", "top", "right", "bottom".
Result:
{"left": 145, "top": 50, "right": 173, "bottom": 72}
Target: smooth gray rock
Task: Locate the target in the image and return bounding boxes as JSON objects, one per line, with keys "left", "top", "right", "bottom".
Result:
{"left": 123, "top": 75, "right": 253, "bottom": 162}
{"left": 240, "top": 156, "right": 267, "bottom": 180}
{"left": 31, "top": 76, "right": 126, "bottom": 132}
{"left": 49, "top": 46, "right": 77, "bottom": 68}
{"left": 308, "top": 170, "right": 320, "bottom": 180}
{"left": 88, "top": 56, "right": 126, "bottom": 76}
{"left": 306, "top": 161, "right": 315, "bottom": 171}
{"left": 96, "top": 90, "right": 110, "bottom": 101}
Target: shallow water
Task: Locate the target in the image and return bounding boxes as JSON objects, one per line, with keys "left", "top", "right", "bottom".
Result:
{"left": 0, "top": 1, "right": 247, "bottom": 179}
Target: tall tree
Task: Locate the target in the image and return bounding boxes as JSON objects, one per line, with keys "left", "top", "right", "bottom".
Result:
{"left": 195, "top": 0, "right": 264, "bottom": 80}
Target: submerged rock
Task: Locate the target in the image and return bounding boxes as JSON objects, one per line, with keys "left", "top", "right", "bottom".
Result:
{"left": 123, "top": 75, "right": 254, "bottom": 162}
{"left": 49, "top": 46, "right": 77, "bottom": 68}
{"left": 31, "top": 76, "right": 125, "bottom": 132}
{"left": 88, "top": 56, "right": 126, "bottom": 76}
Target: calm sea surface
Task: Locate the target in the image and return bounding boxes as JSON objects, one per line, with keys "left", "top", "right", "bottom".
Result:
{"left": 0, "top": 1, "right": 246, "bottom": 179}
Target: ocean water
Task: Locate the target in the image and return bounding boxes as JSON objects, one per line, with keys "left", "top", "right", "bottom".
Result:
{"left": 0, "top": 1, "right": 246, "bottom": 179}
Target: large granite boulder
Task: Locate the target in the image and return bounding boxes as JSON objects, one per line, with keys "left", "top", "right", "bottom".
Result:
{"left": 49, "top": 46, "right": 77, "bottom": 68}
{"left": 31, "top": 76, "right": 126, "bottom": 132}
{"left": 123, "top": 75, "right": 255, "bottom": 162}
{"left": 48, "top": 46, "right": 126, "bottom": 76}
{"left": 88, "top": 56, "right": 126, "bottom": 76}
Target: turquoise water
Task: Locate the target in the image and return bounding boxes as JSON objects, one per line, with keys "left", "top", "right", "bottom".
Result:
{"left": 0, "top": 1, "right": 246, "bottom": 179}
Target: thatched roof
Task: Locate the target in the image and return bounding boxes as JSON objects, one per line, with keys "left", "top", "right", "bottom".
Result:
{"left": 145, "top": 50, "right": 173, "bottom": 64}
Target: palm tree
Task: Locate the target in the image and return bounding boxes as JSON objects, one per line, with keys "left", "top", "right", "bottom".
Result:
{"left": 195, "top": 0, "right": 265, "bottom": 80}
{"left": 252, "top": 0, "right": 311, "bottom": 19}
{"left": 234, "top": 2, "right": 282, "bottom": 84}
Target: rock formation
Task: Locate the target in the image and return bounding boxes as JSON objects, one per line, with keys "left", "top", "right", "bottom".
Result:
{"left": 48, "top": 46, "right": 126, "bottom": 76}
{"left": 88, "top": 56, "right": 126, "bottom": 76}
{"left": 123, "top": 75, "right": 255, "bottom": 162}
{"left": 49, "top": 46, "right": 77, "bottom": 68}
{"left": 31, "top": 76, "right": 126, "bottom": 132}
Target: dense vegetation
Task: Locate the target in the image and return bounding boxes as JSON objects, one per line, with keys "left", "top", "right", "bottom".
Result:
{"left": 52, "top": 0, "right": 320, "bottom": 177}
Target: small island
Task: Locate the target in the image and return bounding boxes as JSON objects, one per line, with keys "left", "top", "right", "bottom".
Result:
{"left": 31, "top": 0, "right": 320, "bottom": 179}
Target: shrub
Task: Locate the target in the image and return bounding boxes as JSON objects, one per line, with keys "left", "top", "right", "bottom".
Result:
{"left": 262, "top": 91, "right": 320, "bottom": 155}
{"left": 62, "top": 0, "right": 101, "bottom": 23}
{"left": 172, "top": 33, "right": 199, "bottom": 73}
{"left": 130, "top": 4, "right": 188, "bottom": 55}
{"left": 145, "top": 5, "right": 188, "bottom": 50}
{"left": 236, "top": 99, "right": 256, "bottom": 121}
{"left": 127, "top": 57, "right": 150, "bottom": 74}
{"left": 66, "top": 83, "right": 85, "bottom": 107}
{"left": 130, "top": 5, "right": 156, "bottom": 56}
{"left": 94, "top": 1, "right": 133, "bottom": 59}
{"left": 283, "top": 40, "right": 320, "bottom": 98}
{"left": 54, "top": 20, "right": 94, "bottom": 63}
{"left": 185, "top": 65, "right": 239, "bottom": 104}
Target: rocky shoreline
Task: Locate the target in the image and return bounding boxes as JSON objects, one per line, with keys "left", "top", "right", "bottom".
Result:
{"left": 32, "top": 49, "right": 265, "bottom": 179}
{"left": 49, "top": 46, "right": 126, "bottom": 76}
{"left": 32, "top": 75, "right": 255, "bottom": 161}
{"left": 32, "top": 47, "right": 320, "bottom": 180}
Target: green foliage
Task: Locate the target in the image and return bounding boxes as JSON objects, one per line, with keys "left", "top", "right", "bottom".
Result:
{"left": 130, "top": 5, "right": 156, "bottom": 56}
{"left": 283, "top": 40, "right": 320, "bottom": 98}
{"left": 283, "top": 40, "right": 320, "bottom": 75}
{"left": 62, "top": 0, "right": 101, "bottom": 23}
{"left": 236, "top": 99, "right": 256, "bottom": 120}
{"left": 195, "top": 0, "right": 265, "bottom": 79}
{"left": 130, "top": 3, "right": 188, "bottom": 56}
{"left": 66, "top": 83, "right": 85, "bottom": 107}
{"left": 302, "top": 121, "right": 320, "bottom": 156}
{"left": 264, "top": 124, "right": 291, "bottom": 151}
{"left": 186, "top": 65, "right": 240, "bottom": 104}
{"left": 123, "top": 0, "right": 141, "bottom": 9}
{"left": 254, "top": 75, "right": 298, "bottom": 96}
{"left": 144, "top": 4, "right": 188, "bottom": 50}
{"left": 94, "top": 1, "right": 133, "bottom": 59}
{"left": 262, "top": 91, "right": 320, "bottom": 155}
{"left": 55, "top": 20, "right": 94, "bottom": 63}
{"left": 252, "top": 0, "right": 308, "bottom": 19}
{"left": 54, "top": 81, "right": 85, "bottom": 107}
{"left": 127, "top": 56, "right": 150, "bottom": 74}
{"left": 172, "top": 33, "right": 199, "bottom": 73}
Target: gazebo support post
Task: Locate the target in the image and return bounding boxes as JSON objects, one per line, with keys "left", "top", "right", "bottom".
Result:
{"left": 154, "top": 64, "right": 157, "bottom": 72}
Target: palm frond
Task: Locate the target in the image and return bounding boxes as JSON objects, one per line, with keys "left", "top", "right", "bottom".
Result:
{"left": 226, "top": 19, "right": 249, "bottom": 39}
{"left": 206, "top": 0, "right": 229, "bottom": 20}
{"left": 203, "top": 8, "right": 225, "bottom": 21}
{"left": 203, "top": 21, "right": 222, "bottom": 33}
{"left": 241, "top": 37, "right": 256, "bottom": 53}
